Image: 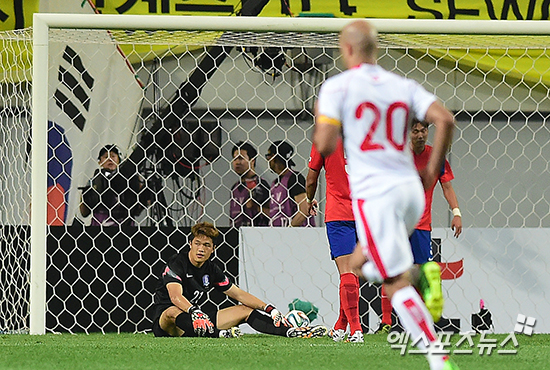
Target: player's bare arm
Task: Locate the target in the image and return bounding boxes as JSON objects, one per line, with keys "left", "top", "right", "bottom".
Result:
{"left": 224, "top": 285, "right": 266, "bottom": 310}
{"left": 224, "top": 285, "right": 290, "bottom": 328}
{"left": 157, "top": 283, "right": 196, "bottom": 336}
{"left": 305, "top": 168, "right": 320, "bottom": 216}
{"left": 290, "top": 192, "right": 309, "bottom": 227}
{"left": 421, "top": 101, "right": 455, "bottom": 189}
{"left": 441, "top": 181, "right": 462, "bottom": 237}
{"left": 166, "top": 282, "right": 193, "bottom": 312}
{"left": 313, "top": 121, "right": 340, "bottom": 157}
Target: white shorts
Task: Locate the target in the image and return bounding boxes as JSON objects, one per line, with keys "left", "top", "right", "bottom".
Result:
{"left": 352, "top": 180, "right": 425, "bottom": 281}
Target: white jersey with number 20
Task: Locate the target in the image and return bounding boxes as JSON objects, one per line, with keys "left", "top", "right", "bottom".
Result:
{"left": 317, "top": 63, "right": 436, "bottom": 199}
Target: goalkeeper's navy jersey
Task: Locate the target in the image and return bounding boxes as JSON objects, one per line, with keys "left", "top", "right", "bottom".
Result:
{"left": 153, "top": 246, "right": 232, "bottom": 319}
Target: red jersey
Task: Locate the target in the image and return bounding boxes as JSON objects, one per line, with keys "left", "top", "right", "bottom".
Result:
{"left": 413, "top": 145, "right": 454, "bottom": 231}
{"left": 309, "top": 139, "right": 355, "bottom": 222}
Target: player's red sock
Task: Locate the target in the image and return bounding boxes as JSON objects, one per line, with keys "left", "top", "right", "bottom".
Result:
{"left": 341, "top": 272, "right": 362, "bottom": 333}
{"left": 334, "top": 278, "right": 349, "bottom": 331}
{"left": 381, "top": 285, "right": 392, "bottom": 325}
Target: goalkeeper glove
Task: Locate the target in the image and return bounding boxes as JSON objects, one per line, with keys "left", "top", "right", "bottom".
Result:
{"left": 264, "top": 304, "right": 290, "bottom": 327}
{"left": 188, "top": 306, "right": 215, "bottom": 337}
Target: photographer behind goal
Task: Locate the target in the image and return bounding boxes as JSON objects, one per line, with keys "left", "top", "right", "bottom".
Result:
{"left": 80, "top": 144, "right": 148, "bottom": 226}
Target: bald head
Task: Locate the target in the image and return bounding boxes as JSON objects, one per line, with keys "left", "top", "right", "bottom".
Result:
{"left": 339, "top": 20, "right": 378, "bottom": 69}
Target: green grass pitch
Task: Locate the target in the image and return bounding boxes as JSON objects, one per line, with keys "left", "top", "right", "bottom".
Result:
{"left": 0, "top": 332, "right": 548, "bottom": 369}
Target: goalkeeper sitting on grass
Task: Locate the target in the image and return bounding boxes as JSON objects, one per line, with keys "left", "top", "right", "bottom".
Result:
{"left": 152, "top": 221, "right": 327, "bottom": 338}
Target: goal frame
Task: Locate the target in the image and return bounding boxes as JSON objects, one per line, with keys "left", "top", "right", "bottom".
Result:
{"left": 30, "top": 13, "right": 550, "bottom": 335}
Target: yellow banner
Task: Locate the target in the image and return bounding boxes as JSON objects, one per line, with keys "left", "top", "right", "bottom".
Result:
{"left": 0, "top": 36, "right": 31, "bottom": 82}
{"left": 2, "top": 0, "right": 550, "bottom": 31}
{"left": 90, "top": 1, "right": 550, "bottom": 85}
{"left": 0, "top": 0, "right": 36, "bottom": 82}
{"left": 2, "top": 1, "right": 550, "bottom": 84}
{"left": 0, "top": 0, "right": 38, "bottom": 31}
{"left": 6, "top": 0, "right": 550, "bottom": 22}
{"left": 91, "top": 0, "right": 550, "bottom": 20}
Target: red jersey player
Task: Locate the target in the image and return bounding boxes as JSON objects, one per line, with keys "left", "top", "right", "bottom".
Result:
{"left": 378, "top": 119, "right": 462, "bottom": 333}
{"left": 306, "top": 139, "right": 363, "bottom": 342}
{"left": 411, "top": 119, "right": 462, "bottom": 247}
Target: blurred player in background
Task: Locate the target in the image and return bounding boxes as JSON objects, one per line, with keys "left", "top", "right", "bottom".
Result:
{"left": 306, "top": 139, "right": 363, "bottom": 342}
{"left": 314, "top": 20, "right": 459, "bottom": 370}
{"left": 377, "top": 119, "right": 462, "bottom": 333}
{"left": 411, "top": 119, "right": 462, "bottom": 257}
{"left": 266, "top": 140, "right": 315, "bottom": 227}
{"left": 152, "top": 221, "right": 327, "bottom": 338}
{"left": 230, "top": 141, "right": 270, "bottom": 228}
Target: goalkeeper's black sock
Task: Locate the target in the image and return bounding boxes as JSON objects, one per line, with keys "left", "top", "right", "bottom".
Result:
{"left": 246, "top": 309, "right": 289, "bottom": 337}
{"left": 175, "top": 313, "right": 195, "bottom": 336}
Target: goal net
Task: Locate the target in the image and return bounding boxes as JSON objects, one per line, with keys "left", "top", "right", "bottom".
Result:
{"left": 2, "top": 15, "right": 550, "bottom": 334}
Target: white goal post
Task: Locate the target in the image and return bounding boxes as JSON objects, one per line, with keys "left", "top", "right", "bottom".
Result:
{"left": 17, "top": 13, "right": 550, "bottom": 335}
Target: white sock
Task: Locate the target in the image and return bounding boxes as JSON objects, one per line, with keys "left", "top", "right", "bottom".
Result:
{"left": 391, "top": 286, "right": 447, "bottom": 370}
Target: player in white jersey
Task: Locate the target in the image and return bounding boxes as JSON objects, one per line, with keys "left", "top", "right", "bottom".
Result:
{"left": 314, "top": 20, "right": 458, "bottom": 370}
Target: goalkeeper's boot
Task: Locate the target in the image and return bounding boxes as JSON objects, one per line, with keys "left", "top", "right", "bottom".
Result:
{"left": 219, "top": 327, "right": 242, "bottom": 338}
{"left": 328, "top": 328, "right": 346, "bottom": 342}
{"left": 287, "top": 325, "right": 328, "bottom": 338}
{"left": 346, "top": 330, "right": 364, "bottom": 343}
{"left": 418, "top": 261, "right": 444, "bottom": 322}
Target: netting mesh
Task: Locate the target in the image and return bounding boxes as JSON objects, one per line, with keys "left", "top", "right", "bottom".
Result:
{"left": 49, "top": 29, "right": 550, "bottom": 49}
{"left": 2, "top": 23, "right": 550, "bottom": 333}
{"left": 0, "top": 28, "right": 32, "bottom": 334}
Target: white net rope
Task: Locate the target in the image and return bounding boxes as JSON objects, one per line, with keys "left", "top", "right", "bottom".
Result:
{"left": 0, "top": 29, "right": 32, "bottom": 334}
{"left": 2, "top": 25, "right": 550, "bottom": 333}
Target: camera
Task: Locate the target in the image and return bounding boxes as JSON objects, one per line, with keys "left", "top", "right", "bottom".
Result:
{"left": 81, "top": 163, "right": 144, "bottom": 218}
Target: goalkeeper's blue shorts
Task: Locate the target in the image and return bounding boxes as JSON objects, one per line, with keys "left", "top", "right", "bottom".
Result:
{"left": 409, "top": 229, "right": 433, "bottom": 264}
{"left": 326, "top": 221, "right": 357, "bottom": 259}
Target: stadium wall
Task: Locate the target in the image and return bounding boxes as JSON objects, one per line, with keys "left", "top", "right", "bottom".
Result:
{"left": 7, "top": 225, "right": 545, "bottom": 333}
{"left": 240, "top": 227, "right": 550, "bottom": 334}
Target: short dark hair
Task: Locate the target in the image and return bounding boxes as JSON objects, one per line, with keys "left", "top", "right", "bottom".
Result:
{"left": 411, "top": 119, "right": 429, "bottom": 129}
{"left": 191, "top": 222, "right": 219, "bottom": 243}
{"left": 98, "top": 144, "right": 121, "bottom": 160}
{"left": 232, "top": 141, "right": 257, "bottom": 160}
{"left": 266, "top": 140, "right": 295, "bottom": 167}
